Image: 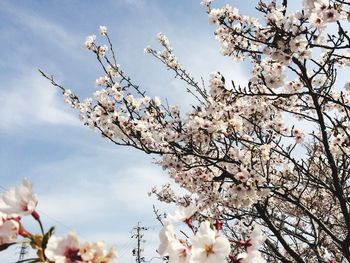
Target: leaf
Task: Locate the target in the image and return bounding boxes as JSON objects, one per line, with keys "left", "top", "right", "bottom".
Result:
{"left": 0, "top": 242, "right": 15, "bottom": 251}
{"left": 30, "top": 235, "right": 43, "bottom": 249}
{"left": 42, "top": 226, "right": 55, "bottom": 250}
{"left": 16, "top": 258, "right": 41, "bottom": 263}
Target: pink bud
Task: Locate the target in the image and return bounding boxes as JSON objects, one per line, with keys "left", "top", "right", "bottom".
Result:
{"left": 31, "top": 210, "right": 40, "bottom": 221}
{"left": 18, "top": 223, "right": 29, "bottom": 238}
{"left": 215, "top": 220, "right": 224, "bottom": 231}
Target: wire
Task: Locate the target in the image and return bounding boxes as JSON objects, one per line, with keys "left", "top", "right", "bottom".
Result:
{"left": 36, "top": 209, "right": 75, "bottom": 232}
{"left": 117, "top": 239, "right": 137, "bottom": 259}
{"left": 144, "top": 221, "right": 182, "bottom": 230}
{"left": 0, "top": 184, "right": 75, "bottom": 233}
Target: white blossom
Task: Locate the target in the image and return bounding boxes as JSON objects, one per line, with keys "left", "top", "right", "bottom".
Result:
{"left": 190, "top": 221, "right": 231, "bottom": 263}
{"left": 84, "top": 35, "right": 96, "bottom": 49}
{"left": 0, "top": 178, "right": 38, "bottom": 217}
{"left": 80, "top": 241, "right": 118, "bottom": 263}
{"left": 99, "top": 26, "right": 108, "bottom": 36}
{"left": 0, "top": 213, "right": 19, "bottom": 245}
{"left": 45, "top": 232, "right": 80, "bottom": 263}
{"left": 200, "top": 0, "right": 212, "bottom": 6}
{"left": 158, "top": 220, "right": 177, "bottom": 256}
{"left": 170, "top": 203, "right": 197, "bottom": 222}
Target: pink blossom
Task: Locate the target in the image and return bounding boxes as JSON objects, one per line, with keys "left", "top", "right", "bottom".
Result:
{"left": 45, "top": 232, "right": 81, "bottom": 263}
{"left": 0, "top": 213, "right": 19, "bottom": 245}
{"left": 0, "top": 178, "right": 38, "bottom": 217}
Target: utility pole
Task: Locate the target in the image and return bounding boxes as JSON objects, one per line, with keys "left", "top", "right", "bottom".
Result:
{"left": 132, "top": 222, "right": 147, "bottom": 263}
{"left": 16, "top": 243, "right": 28, "bottom": 263}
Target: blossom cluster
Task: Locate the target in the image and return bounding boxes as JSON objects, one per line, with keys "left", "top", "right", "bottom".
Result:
{"left": 206, "top": 0, "right": 348, "bottom": 63}
{"left": 304, "top": 0, "right": 341, "bottom": 28}
{"left": 157, "top": 204, "right": 265, "bottom": 263}
{"left": 0, "top": 179, "right": 117, "bottom": 263}
{"left": 159, "top": 220, "right": 230, "bottom": 263}
{"left": 144, "top": 33, "right": 181, "bottom": 70}
{"left": 0, "top": 178, "right": 37, "bottom": 247}
{"left": 46, "top": 232, "right": 117, "bottom": 263}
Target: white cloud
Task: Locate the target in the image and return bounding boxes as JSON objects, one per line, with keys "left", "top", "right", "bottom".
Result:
{"left": 0, "top": 1, "right": 82, "bottom": 53}
{"left": 0, "top": 71, "right": 78, "bottom": 131}
{"left": 124, "top": 0, "right": 145, "bottom": 7}
{"left": 31, "top": 154, "right": 174, "bottom": 263}
{"left": 36, "top": 164, "right": 171, "bottom": 220}
{"left": 26, "top": 147, "right": 173, "bottom": 229}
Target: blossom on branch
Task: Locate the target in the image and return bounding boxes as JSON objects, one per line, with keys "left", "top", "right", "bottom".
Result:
{"left": 46, "top": 232, "right": 118, "bottom": 263}
{"left": 0, "top": 178, "right": 38, "bottom": 217}
{"left": 190, "top": 221, "right": 231, "bottom": 263}
{"left": 99, "top": 25, "right": 108, "bottom": 36}
{"left": 0, "top": 213, "right": 19, "bottom": 246}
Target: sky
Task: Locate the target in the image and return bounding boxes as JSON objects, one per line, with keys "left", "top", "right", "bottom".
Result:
{"left": 1, "top": 1, "right": 347, "bottom": 262}
{"left": 0, "top": 0, "right": 256, "bottom": 262}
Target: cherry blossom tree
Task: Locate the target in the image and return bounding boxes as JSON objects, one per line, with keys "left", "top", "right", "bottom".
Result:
{"left": 2, "top": 0, "right": 349, "bottom": 262}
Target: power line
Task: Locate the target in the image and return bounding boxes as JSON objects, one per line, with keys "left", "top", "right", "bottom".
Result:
{"left": 36, "top": 209, "right": 75, "bottom": 232}
{"left": 118, "top": 239, "right": 137, "bottom": 259}
{"left": 0, "top": 184, "right": 75, "bottom": 233}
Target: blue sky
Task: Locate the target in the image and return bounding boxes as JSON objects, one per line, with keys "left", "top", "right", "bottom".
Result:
{"left": 0, "top": 0, "right": 253, "bottom": 262}
{"left": 1, "top": 1, "right": 345, "bottom": 262}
